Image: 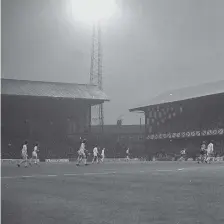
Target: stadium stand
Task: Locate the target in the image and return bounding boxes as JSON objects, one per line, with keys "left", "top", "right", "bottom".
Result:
{"left": 1, "top": 78, "right": 109, "bottom": 159}
{"left": 130, "top": 80, "right": 224, "bottom": 160}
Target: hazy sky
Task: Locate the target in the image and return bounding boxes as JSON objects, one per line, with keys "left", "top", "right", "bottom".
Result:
{"left": 2, "top": 0, "right": 224, "bottom": 124}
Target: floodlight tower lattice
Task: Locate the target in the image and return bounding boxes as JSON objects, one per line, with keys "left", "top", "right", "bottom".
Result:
{"left": 90, "top": 22, "right": 104, "bottom": 132}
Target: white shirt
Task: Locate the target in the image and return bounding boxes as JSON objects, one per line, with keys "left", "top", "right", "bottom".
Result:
{"left": 22, "top": 144, "right": 27, "bottom": 154}
{"left": 207, "top": 143, "right": 214, "bottom": 154}
{"left": 181, "top": 149, "right": 186, "bottom": 155}
{"left": 33, "top": 146, "right": 38, "bottom": 153}
{"left": 126, "top": 149, "right": 129, "bottom": 154}
{"left": 80, "top": 143, "right": 85, "bottom": 150}
{"left": 101, "top": 149, "right": 105, "bottom": 156}
{"left": 93, "top": 147, "right": 98, "bottom": 156}
{"left": 80, "top": 143, "right": 85, "bottom": 149}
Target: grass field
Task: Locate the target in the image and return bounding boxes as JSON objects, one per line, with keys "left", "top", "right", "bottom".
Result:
{"left": 1, "top": 161, "right": 224, "bottom": 224}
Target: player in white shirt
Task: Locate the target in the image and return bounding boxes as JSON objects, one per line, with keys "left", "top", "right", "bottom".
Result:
{"left": 92, "top": 145, "right": 99, "bottom": 164}
{"left": 206, "top": 141, "right": 214, "bottom": 164}
{"left": 17, "top": 141, "right": 31, "bottom": 167}
{"left": 31, "top": 143, "right": 39, "bottom": 165}
{"left": 101, "top": 148, "right": 105, "bottom": 163}
{"left": 126, "top": 148, "right": 130, "bottom": 161}
{"left": 76, "top": 140, "right": 87, "bottom": 166}
{"left": 180, "top": 149, "right": 186, "bottom": 161}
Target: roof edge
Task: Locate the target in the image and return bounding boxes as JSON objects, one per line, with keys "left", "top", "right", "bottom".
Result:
{"left": 129, "top": 92, "right": 224, "bottom": 112}
{"left": 1, "top": 78, "right": 110, "bottom": 101}
{"left": 129, "top": 107, "right": 144, "bottom": 112}
{"left": 1, "top": 93, "right": 110, "bottom": 102}
{"left": 130, "top": 80, "right": 224, "bottom": 112}
{"left": 1, "top": 78, "right": 98, "bottom": 87}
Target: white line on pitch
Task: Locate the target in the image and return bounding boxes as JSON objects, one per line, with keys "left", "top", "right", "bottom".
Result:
{"left": 156, "top": 169, "right": 173, "bottom": 172}
{"left": 1, "top": 174, "right": 45, "bottom": 179}
{"left": 64, "top": 171, "right": 116, "bottom": 176}
{"left": 1, "top": 171, "right": 117, "bottom": 179}
{"left": 63, "top": 174, "right": 77, "bottom": 176}
{"left": 1, "top": 174, "right": 59, "bottom": 179}
{"left": 20, "top": 175, "right": 34, "bottom": 178}
{"left": 83, "top": 171, "right": 117, "bottom": 176}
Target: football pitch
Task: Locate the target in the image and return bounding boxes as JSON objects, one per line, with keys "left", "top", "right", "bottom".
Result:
{"left": 2, "top": 161, "right": 224, "bottom": 224}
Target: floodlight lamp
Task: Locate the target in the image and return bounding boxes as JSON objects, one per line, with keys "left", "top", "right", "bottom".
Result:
{"left": 67, "top": 0, "right": 118, "bottom": 25}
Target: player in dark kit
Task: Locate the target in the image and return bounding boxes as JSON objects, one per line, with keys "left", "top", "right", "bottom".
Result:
{"left": 198, "top": 141, "right": 206, "bottom": 163}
